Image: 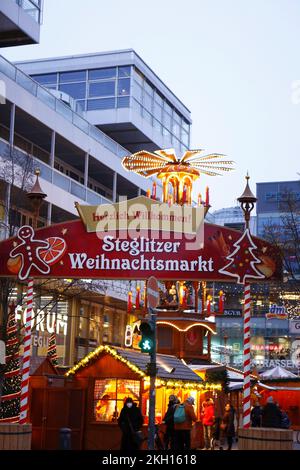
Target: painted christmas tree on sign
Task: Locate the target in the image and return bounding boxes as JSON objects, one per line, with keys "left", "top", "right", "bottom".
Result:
{"left": 218, "top": 229, "right": 265, "bottom": 284}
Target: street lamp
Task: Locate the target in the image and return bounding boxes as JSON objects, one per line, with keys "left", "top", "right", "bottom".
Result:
{"left": 237, "top": 173, "right": 257, "bottom": 230}
{"left": 238, "top": 173, "right": 257, "bottom": 429}
{"left": 26, "top": 169, "right": 47, "bottom": 229}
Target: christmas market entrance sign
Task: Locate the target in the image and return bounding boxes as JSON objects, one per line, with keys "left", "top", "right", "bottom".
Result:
{"left": 0, "top": 197, "right": 281, "bottom": 282}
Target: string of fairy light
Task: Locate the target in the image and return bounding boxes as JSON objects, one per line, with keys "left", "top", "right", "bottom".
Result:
{"left": 65, "top": 345, "right": 222, "bottom": 391}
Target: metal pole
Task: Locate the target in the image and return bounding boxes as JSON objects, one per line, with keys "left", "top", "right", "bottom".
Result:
{"left": 147, "top": 307, "right": 156, "bottom": 450}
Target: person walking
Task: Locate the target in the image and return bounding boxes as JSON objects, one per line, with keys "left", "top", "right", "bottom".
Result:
{"left": 118, "top": 397, "right": 144, "bottom": 450}
{"left": 250, "top": 402, "right": 262, "bottom": 427}
{"left": 261, "top": 396, "right": 282, "bottom": 428}
{"left": 174, "top": 396, "right": 197, "bottom": 450}
{"left": 220, "top": 403, "right": 236, "bottom": 450}
{"left": 163, "top": 395, "right": 178, "bottom": 450}
{"left": 201, "top": 398, "right": 215, "bottom": 450}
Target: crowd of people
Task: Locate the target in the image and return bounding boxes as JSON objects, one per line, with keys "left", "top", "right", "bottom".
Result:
{"left": 117, "top": 394, "right": 291, "bottom": 451}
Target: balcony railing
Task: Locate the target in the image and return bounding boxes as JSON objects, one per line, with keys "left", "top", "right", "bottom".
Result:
{"left": 0, "top": 139, "right": 111, "bottom": 206}
{"left": 15, "top": 0, "right": 43, "bottom": 24}
{"left": 0, "top": 55, "right": 129, "bottom": 160}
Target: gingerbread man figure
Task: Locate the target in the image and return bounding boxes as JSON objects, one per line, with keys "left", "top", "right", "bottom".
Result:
{"left": 10, "top": 226, "right": 50, "bottom": 281}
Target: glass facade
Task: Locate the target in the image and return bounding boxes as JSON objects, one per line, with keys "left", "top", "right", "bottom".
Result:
{"left": 31, "top": 65, "right": 191, "bottom": 154}
{"left": 132, "top": 67, "right": 190, "bottom": 154}
{"left": 31, "top": 66, "right": 132, "bottom": 113}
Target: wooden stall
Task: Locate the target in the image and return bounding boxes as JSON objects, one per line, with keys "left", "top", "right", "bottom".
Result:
{"left": 257, "top": 380, "right": 300, "bottom": 429}
{"left": 65, "top": 345, "right": 222, "bottom": 450}
{"left": 29, "top": 357, "right": 85, "bottom": 450}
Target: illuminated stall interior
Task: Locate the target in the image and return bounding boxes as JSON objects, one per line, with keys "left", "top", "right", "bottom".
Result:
{"left": 66, "top": 345, "right": 222, "bottom": 428}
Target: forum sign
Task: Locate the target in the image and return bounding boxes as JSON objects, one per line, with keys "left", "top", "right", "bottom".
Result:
{"left": 0, "top": 197, "right": 282, "bottom": 282}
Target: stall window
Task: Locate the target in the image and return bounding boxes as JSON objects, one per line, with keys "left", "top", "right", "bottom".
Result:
{"left": 94, "top": 379, "right": 140, "bottom": 422}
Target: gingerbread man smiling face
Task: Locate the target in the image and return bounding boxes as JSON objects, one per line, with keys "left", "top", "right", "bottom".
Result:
{"left": 18, "top": 226, "right": 34, "bottom": 240}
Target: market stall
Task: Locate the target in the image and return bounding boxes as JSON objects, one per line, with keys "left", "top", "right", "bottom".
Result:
{"left": 65, "top": 345, "right": 222, "bottom": 450}
{"left": 257, "top": 366, "right": 300, "bottom": 428}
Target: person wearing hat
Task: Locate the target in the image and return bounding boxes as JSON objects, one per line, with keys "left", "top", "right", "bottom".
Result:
{"left": 261, "top": 396, "right": 282, "bottom": 428}
{"left": 174, "top": 396, "right": 197, "bottom": 450}
{"left": 163, "top": 395, "right": 179, "bottom": 450}
{"left": 118, "top": 397, "right": 144, "bottom": 450}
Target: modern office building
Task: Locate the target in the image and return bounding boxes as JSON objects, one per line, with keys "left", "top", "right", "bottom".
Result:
{"left": 256, "top": 180, "right": 300, "bottom": 237}
{"left": 0, "top": 0, "right": 42, "bottom": 47}
{"left": 0, "top": 8, "right": 193, "bottom": 365}
{"left": 15, "top": 50, "right": 192, "bottom": 156}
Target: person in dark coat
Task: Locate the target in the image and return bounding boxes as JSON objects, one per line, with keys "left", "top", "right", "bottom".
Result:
{"left": 220, "top": 403, "right": 236, "bottom": 450}
{"left": 261, "top": 396, "right": 282, "bottom": 428}
{"left": 250, "top": 402, "right": 262, "bottom": 427}
{"left": 118, "top": 397, "right": 144, "bottom": 450}
{"left": 163, "top": 395, "right": 178, "bottom": 450}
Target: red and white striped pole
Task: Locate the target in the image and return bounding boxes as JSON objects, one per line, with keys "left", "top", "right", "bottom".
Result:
{"left": 243, "top": 282, "right": 251, "bottom": 428}
{"left": 19, "top": 278, "right": 33, "bottom": 424}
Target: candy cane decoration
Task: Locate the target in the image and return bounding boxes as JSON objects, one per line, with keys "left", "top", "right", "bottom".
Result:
{"left": 19, "top": 278, "right": 33, "bottom": 424}
{"left": 243, "top": 282, "right": 251, "bottom": 428}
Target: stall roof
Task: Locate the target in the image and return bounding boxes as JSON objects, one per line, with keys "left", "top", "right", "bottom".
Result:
{"left": 114, "top": 348, "right": 203, "bottom": 382}
{"left": 258, "top": 381, "right": 300, "bottom": 391}
{"left": 66, "top": 345, "right": 203, "bottom": 383}
{"left": 259, "top": 366, "right": 298, "bottom": 380}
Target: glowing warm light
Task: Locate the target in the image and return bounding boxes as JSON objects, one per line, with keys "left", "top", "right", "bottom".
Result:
{"left": 156, "top": 321, "right": 217, "bottom": 335}
{"left": 122, "top": 148, "right": 234, "bottom": 206}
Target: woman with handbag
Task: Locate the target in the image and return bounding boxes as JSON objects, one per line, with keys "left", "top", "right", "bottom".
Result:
{"left": 118, "top": 397, "right": 144, "bottom": 450}
{"left": 219, "top": 402, "right": 236, "bottom": 450}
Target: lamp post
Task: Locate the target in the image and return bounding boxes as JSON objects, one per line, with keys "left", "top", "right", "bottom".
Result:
{"left": 26, "top": 169, "right": 47, "bottom": 229}
{"left": 237, "top": 173, "right": 257, "bottom": 230}
{"left": 238, "top": 173, "right": 256, "bottom": 429}
{"left": 19, "top": 169, "right": 47, "bottom": 425}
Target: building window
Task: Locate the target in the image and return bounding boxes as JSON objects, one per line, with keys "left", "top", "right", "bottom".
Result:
{"left": 119, "top": 66, "right": 131, "bottom": 77}
{"left": 118, "top": 78, "right": 130, "bottom": 96}
{"left": 89, "top": 81, "right": 116, "bottom": 98}
{"left": 59, "top": 82, "right": 86, "bottom": 99}
{"left": 59, "top": 70, "right": 86, "bottom": 83}
{"left": 88, "top": 68, "right": 116, "bottom": 80}
{"left": 94, "top": 379, "right": 140, "bottom": 422}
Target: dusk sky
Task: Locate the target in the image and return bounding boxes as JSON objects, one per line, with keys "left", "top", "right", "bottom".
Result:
{"left": 2, "top": 0, "right": 300, "bottom": 210}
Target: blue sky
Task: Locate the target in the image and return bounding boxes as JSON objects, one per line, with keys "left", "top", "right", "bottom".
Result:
{"left": 2, "top": 0, "right": 300, "bottom": 210}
